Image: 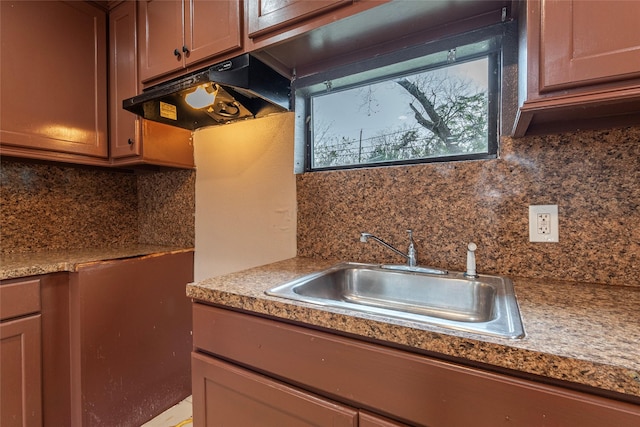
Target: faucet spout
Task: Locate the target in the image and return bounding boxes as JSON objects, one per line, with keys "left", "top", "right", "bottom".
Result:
{"left": 360, "top": 230, "right": 416, "bottom": 266}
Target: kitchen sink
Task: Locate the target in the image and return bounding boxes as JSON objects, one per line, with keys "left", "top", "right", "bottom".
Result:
{"left": 266, "top": 263, "right": 525, "bottom": 339}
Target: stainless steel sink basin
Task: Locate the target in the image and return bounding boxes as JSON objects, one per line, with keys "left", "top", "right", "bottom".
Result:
{"left": 266, "top": 263, "right": 525, "bottom": 339}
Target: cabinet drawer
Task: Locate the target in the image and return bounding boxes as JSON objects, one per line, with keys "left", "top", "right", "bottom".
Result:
{"left": 193, "top": 303, "right": 640, "bottom": 427}
{"left": 192, "top": 352, "right": 357, "bottom": 426}
{"left": 0, "top": 279, "right": 41, "bottom": 321}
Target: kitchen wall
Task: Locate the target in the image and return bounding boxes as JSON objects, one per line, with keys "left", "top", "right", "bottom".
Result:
{"left": 2, "top": 123, "right": 637, "bottom": 288}
{"left": 193, "top": 113, "right": 297, "bottom": 281}
{"left": 0, "top": 159, "right": 195, "bottom": 253}
{"left": 297, "top": 125, "right": 640, "bottom": 287}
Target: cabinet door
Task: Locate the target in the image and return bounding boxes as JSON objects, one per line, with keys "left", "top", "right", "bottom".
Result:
{"left": 538, "top": 0, "right": 640, "bottom": 93}
{"left": 109, "top": 1, "right": 141, "bottom": 159}
{"left": 138, "top": 0, "right": 184, "bottom": 82}
{"left": 184, "top": 0, "right": 242, "bottom": 67}
{"left": 247, "top": 0, "right": 352, "bottom": 38}
{"left": 69, "top": 252, "right": 194, "bottom": 426}
{"left": 359, "top": 411, "right": 409, "bottom": 427}
{"left": 192, "top": 352, "right": 357, "bottom": 427}
{"left": 0, "top": 315, "right": 42, "bottom": 427}
{"left": 0, "top": 1, "right": 107, "bottom": 159}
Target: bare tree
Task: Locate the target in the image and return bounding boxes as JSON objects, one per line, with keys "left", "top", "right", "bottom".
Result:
{"left": 312, "top": 68, "right": 488, "bottom": 167}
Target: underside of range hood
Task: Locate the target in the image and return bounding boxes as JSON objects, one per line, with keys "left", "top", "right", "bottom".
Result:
{"left": 123, "top": 54, "right": 291, "bottom": 131}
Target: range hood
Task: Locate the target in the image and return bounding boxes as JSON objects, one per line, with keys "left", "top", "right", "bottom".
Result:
{"left": 123, "top": 54, "right": 291, "bottom": 131}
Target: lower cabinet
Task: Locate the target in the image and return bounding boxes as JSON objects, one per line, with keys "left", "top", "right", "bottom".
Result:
{"left": 1, "top": 251, "right": 194, "bottom": 427}
{"left": 0, "top": 279, "right": 42, "bottom": 427}
{"left": 192, "top": 303, "right": 640, "bottom": 427}
{"left": 192, "top": 352, "right": 406, "bottom": 427}
{"left": 67, "top": 251, "right": 194, "bottom": 426}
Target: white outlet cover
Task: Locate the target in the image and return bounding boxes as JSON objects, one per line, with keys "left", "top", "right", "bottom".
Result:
{"left": 529, "top": 205, "right": 559, "bottom": 242}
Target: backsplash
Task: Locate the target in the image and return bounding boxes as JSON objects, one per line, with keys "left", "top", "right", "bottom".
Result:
{"left": 0, "top": 159, "right": 195, "bottom": 253}
{"left": 297, "top": 126, "right": 640, "bottom": 287}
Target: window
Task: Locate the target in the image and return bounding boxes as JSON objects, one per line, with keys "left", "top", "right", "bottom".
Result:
{"left": 294, "top": 27, "right": 505, "bottom": 172}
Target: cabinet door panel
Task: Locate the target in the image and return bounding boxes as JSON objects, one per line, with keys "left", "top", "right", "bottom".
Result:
{"left": 248, "top": 0, "right": 351, "bottom": 37}
{"left": 184, "top": 0, "right": 242, "bottom": 67}
{"left": 192, "top": 352, "right": 357, "bottom": 427}
{"left": 360, "top": 411, "right": 409, "bottom": 427}
{"left": 0, "top": 315, "right": 42, "bottom": 427}
{"left": 0, "top": 1, "right": 107, "bottom": 158}
{"left": 194, "top": 305, "right": 640, "bottom": 427}
{"left": 69, "top": 252, "right": 194, "bottom": 426}
{"left": 539, "top": 0, "right": 640, "bottom": 92}
{"left": 109, "top": 1, "right": 140, "bottom": 159}
{"left": 138, "top": 0, "right": 184, "bottom": 82}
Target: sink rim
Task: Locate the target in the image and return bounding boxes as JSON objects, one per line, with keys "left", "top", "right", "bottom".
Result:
{"left": 266, "top": 262, "right": 525, "bottom": 340}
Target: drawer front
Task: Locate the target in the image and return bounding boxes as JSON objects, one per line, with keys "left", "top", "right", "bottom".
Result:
{"left": 0, "top": 278, "right": 41, "bottom": 321}
{"left": 193, "top": 303, "right": 640, "bottom": 427}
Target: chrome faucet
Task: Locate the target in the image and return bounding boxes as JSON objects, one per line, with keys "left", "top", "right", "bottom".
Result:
{"left": 360, "top": 229, "right": 417, "bottom": 267}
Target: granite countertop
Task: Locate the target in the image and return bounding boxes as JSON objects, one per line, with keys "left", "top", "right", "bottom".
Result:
{"left": 0, "top": 245, "right": 194, "bottom": 280}
{"left": 187, "top": 256, "right": 640, "bottom": 401}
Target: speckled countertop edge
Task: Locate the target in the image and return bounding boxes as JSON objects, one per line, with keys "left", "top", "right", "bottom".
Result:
{"left": 187, "top": 256, "right": 640, "bottom": 400}
{"left": 0, "top": 245, "right": 194, "bottom": 280}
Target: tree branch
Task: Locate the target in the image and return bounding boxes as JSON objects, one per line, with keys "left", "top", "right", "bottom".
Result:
{"left": 397, "top": 78, "right": 458, "bottom": 151}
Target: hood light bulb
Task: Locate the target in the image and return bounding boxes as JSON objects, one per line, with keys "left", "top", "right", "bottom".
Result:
{"left": 185, "top": 84, "right": 218, "bottom": 109}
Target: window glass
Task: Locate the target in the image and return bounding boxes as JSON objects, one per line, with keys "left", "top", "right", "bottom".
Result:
{"left": 295, "top": 34, "right": 503, "bottom": 171}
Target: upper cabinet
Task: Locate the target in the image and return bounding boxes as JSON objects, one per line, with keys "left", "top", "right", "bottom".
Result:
{"left": 0, "top": 1, "right": 108, "bottom": 163}
{"left": 109, "top": 1, "right": 194, "bottom": 168}
{"left": 513, "top": 0, "right": 640, "bottom": 137}
{"left": 247, "top": 0, "right": 352, "bottom": 38}
{"left": 138, "top": 0, "right": 242, "bottom": 83}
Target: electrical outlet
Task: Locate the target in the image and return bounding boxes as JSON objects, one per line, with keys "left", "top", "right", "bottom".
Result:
{"left": 529, "top": 205, "right": 559, "bottom": 242}
{"left": 537, "top": 213, "right": 551, "bottom": 235}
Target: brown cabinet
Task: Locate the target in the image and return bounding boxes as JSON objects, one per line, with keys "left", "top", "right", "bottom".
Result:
{"left": 0, "top": 279, "right": 42, "bottom": 427}
{"left": 109, "top": 1, "right": 194, "bottom": 168}
{"left": 67, "top": 252, "right": 194, "bottom": 426}
{"left": 192, "top": 303, "right": 640, "bottom": 427}
{"left": 0, "top": 1, "right": 108, "bottom": 163}
{"left": 138, "top": 0, "right": 242, "bottom": 83}
{"left": 247, "top": 0, "right": 352, "bottom": 38}
{"left": 192, "top": 352, "right": 407, "bottom": 427}
{"left": 514, "top": 0, "right": 640, "bottom": 136}
{"left": 192, "top": 353, "right": 359, "bottom": 426}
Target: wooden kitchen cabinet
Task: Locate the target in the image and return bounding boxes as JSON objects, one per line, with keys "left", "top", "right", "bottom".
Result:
{"left": 247, "top": 0, "right": 352, "bottom": 38}
{"left": 109, "top": 1, "right": 194, "bottom": 168}
{"left": 192, "top": 352, "right": 407, "bottom": 427}
{"left": 192, "top": 352, "right": 359, "bottom": 426}
{"left": 0, "top": 279, "right": 42, "bottom": 427}
{"left": 138, "top": 0, "right": 242, "bottom": 84}
{"left": 67, "top": 251, "right": 194, "bottom": 426}
{"left": 192, "top": 303, "right": 640, "bottom": 427}
{"left": 0, "top": 1, "right": 108, "bottom": 164}
{"left": 513, "top": 0, "right": 640, "bottom": 136}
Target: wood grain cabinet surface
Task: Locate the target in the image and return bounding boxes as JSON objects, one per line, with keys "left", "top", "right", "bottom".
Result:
{"left": 0, "top": 1, "right": 108, "bottom": 163}
{"left": 514, "top": 0, "right": 640, "bottom": 136}
{"left": 0, "top": 279, "right": 42, "bottom": 427}
{"left": 109, "top": 1, "right": 194, "bottom": 168}
{"left": 67, "top": 252, "right": 194, "bottom": 426}
{"left": 192, "top": 303, "right": 640, "bottom": 427}
{"left": 138, "top": 0, "right": 242, "bottom": 84}
{"left": 246, "top": 0, "right": 352, "bottom": 38}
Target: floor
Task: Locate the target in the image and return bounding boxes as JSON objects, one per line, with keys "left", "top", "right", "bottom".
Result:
{"left": 141, "top": 396, "right": 193, "bottom": 427}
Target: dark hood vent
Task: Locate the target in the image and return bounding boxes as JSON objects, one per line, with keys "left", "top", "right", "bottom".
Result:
{"left": 123, "top": 54, "right": 290, "bottom": 131}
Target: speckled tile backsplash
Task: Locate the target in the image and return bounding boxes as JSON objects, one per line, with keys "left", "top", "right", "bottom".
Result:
{"left": 138, "top": 168, "right": 195, "bottom": 248}
{"left": 0, "top": 159, "right": 195, "bottom": 253}
{"left": 297, "top": 126, "right": 640, "bottom": 286}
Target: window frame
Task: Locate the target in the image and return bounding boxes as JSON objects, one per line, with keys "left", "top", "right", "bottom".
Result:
{"left": 292, "top": 23, "right": 510, "bottom": 173}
